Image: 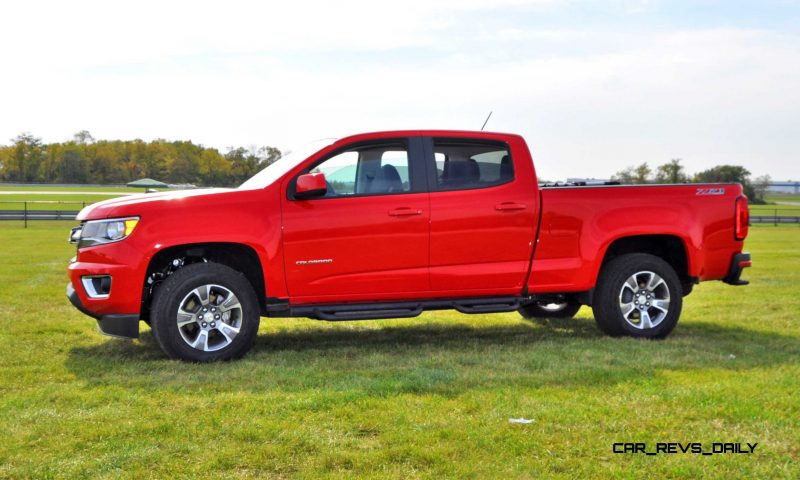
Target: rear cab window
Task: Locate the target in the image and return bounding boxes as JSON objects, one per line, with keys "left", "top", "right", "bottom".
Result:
{"left": 433, "top": 140, "right": 513, "bottom": 191}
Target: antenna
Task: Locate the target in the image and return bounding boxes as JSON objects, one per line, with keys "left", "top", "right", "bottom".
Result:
{"left": 480, "top": 111, "right": 493, "bottom": 131}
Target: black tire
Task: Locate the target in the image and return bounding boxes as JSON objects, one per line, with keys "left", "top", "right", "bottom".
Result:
{"left": 592, "top": 253, "right": 682, "bottom": 339}
{"left": 150, "top": 262, "right": 260, "bottom": 362}
{"left": 518, "top": 301, "right": 581, "bottom": 319}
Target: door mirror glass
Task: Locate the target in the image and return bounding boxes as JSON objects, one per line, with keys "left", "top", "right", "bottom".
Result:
{"left": 295, "top": 172, "right": 327, "bottom": 199}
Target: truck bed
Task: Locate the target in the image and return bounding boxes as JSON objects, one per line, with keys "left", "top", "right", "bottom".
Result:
{"left": 528, "top": 183, "right": 745, "bottom": 293}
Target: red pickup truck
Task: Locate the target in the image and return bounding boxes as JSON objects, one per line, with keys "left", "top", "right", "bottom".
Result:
{"left": 66, "top": 130, "right": 751, "bottom": 362}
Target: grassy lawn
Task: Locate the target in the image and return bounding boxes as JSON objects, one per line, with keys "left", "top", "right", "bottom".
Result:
{"left": 0, "top": 186, "right": 134, "bottom": 212}
{"left": 0, "top": 222, "right": 797, "bottom": 478}
{"left": 0, "top": 186, "right": 174, "bottom": 211}
{"left": 749, "top": 205, "right": 800, "bottom": 218}
{"left": 765, "top": 194, "right": 800, "bottom": 204}
{"left": 0, "top": 185, "right": 142, "bottom": 192}
{"left": 0, "top": 187, "right": 131, "bottom": 211}
{"left": 0, "top": 195, "right": 123, "bottom": 211}
{"left": 751, "top": 193, "right": 800, "bottom": 220}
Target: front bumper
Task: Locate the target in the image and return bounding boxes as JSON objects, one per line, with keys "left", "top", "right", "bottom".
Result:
{"left": 67, "top": 283, "right": 140, "bottom": 339}
{"left": 723, "top": 252, "right": 751, "bottom": 286}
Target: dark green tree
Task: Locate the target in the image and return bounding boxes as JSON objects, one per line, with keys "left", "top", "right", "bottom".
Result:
{"left": 633, "top": 163, "right": 651, "bottom": 184}
{"left": 73, "top": 130, "right": 95, "bottom": 144}
{"left": 693, "top": 165, "right": 765, "bottom": 203}
{"left": 9, "top": 133, "right": 45, "bottom": 182}
{"left": 62, "top": 146, "right": 89, "bottom": 183}
{"left": 612, "top": 163, "right": 651, "bottom": 184}
{"left": 611, "top": 166, "right": 635, "bottom": 184}
{"left": 0, "top": 132, "right": 281, "bottom": 187}
{"left": 258, "top": 146, "right": 282, "bottom": 167}
{"left": 655, "top": 159, "right": 688, "bottom": 184}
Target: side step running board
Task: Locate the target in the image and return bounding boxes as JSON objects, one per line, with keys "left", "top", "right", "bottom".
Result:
{"left": 452, "top": 298, "right": 521, "bottom": 314}
{"left": 315, "top": 306, "right": 424, "bottom": 321}
{"left": 286, "top": 296, "right": 525, "bottom": 322}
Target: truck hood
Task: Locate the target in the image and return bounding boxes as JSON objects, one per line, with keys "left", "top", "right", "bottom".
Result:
{"left": 76, "top": 188, "right": 236, "bottom": 220}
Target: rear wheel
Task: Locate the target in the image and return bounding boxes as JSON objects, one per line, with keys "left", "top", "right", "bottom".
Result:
{"left": 150, "top": 262, "right": 260, "bottom": 362}
{"left": 592, "top": 253, "right": 682, "bottom": 338}
{"left": 518, "top": 300, "right": 581, "bottom": 319}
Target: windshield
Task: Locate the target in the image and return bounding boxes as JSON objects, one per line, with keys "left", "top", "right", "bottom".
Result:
{"left": 238, "top": 138, "right": 335, "bottom": 190}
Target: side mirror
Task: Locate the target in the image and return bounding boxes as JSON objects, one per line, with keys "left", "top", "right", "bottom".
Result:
{"left": 295, "top": 172, "right": 327, "bottom": 199}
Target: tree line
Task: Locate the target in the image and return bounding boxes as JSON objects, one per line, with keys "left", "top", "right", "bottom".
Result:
{"left": 0, "top": 131, "right": 281, "bottom": 187}
{"left": 0, "top": 132, "right": 773, "bottom": 202}
{"left": 612, "top": 159, "right": 771, "bottom": 204}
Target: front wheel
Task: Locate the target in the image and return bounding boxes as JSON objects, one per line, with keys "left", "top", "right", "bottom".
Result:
{"left": 150, "top": 263, "right": 261, "bottom": 362}
{"left": 592, "top": 253, "right": 682, "bottom": 339}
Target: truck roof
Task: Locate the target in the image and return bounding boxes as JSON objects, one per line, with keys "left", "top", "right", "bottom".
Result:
{"left": 334, "top": 130, "right": 523, "bottom": 145}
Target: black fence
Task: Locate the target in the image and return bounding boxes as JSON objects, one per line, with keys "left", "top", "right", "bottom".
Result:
{"left": 749, "top": 207, "right": 800, "bottom": 226}
{"left": 0, "top": 201, "right": 85, "bottom": 227}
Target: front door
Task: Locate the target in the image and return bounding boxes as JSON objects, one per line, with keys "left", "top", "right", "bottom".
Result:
{"left": 281, "top": 137, "right": 430, "bottom": 303}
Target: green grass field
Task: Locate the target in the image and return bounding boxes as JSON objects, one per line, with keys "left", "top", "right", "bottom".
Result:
{"left": 0, "top": 223, "right": 798, "bottom": 478}
{"left": 0, "top": 185, "right": 142, "bottom": 192}
{"left": 0, "top": 195, "right": 122, "bottom": 211}
{"left": 765, "top": 194, "right": 800, "bottom": 204}
{"left": 760, "top": 194, "right": 800, "bottom": 219}
{"left": 0, "top": 186, "right": 163, "bottom": 211}
{"left": 749, "top": 205, "right": 800, "bottom": 218}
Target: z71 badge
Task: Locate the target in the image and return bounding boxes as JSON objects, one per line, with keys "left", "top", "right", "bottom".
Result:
{"left": 696, "top": 187, "right": 726, "bottom": 196}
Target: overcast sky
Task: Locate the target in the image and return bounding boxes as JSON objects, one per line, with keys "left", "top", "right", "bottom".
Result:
{"left": 1, "top": 0, "right": 798, "bottom": 181}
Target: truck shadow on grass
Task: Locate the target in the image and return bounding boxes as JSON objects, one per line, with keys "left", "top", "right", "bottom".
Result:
{"left": 65, "top": 316, "right": 800, "bottom": 397}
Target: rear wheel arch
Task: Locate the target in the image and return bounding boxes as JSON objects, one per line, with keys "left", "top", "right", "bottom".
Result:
{"left": 597, "top": 234, "right": 694, "bottom": 294}
{"left": 141, "top": 242, "right": 267, "bottom": 320}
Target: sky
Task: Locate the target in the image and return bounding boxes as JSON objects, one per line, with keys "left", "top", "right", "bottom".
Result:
{"left": 1, "top": 0, "right": 799, "bottom": 181}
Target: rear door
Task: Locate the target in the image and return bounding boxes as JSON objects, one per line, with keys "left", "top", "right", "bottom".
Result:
{"left": 425, "top": 136, "right": 537, "bottom": 294}
{"left": 281, "top": 136, "right": 430, "bottom": 302}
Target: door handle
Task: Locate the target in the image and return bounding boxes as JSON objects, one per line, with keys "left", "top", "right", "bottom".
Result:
{"left": 388, "top": 207, "right": 423, "bottom": 217}
{"left": 495, "top": 202, "right": 527, "bottom": 211}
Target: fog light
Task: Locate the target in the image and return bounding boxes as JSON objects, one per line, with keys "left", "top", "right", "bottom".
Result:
{"left": 81, "top": 275, "right": 112, "bottom": 298}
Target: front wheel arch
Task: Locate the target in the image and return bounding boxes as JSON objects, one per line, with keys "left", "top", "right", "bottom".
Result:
{"left": 141, "top": 242, "right": 267, "bottom": 321}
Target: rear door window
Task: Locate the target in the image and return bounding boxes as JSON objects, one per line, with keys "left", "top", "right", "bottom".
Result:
{"left": 433, "top": 141, "right": 512, "bottom": 191}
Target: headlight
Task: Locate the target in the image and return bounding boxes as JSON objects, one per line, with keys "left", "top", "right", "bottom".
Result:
{"left": 75, "top": 217, "right": 139, "bottom": 248}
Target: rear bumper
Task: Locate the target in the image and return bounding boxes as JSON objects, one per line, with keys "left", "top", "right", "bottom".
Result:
{"left": 723, "top": 252, "right": 751, "bottom": 286}
{"left": 66, "top": 283, "right": 140, "bottom": 339}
